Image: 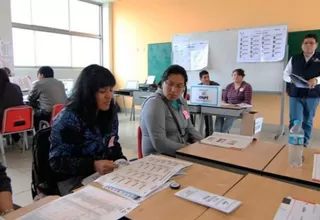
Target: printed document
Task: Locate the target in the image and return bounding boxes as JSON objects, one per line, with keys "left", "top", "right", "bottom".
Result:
{"left": 18, "top": 185, "right": 139, "bottom": 220}
{"left": 274, "top": 197, "right": 320, "bottom": 220}
{"left": 96, "top": 155, "right": 192, "bottom": 197}
{"left": 200, "top": 132, "right": 253, "bottom": 149}
{"left": 175, "top": 186, "right": 241, "bottom": 214}
{"left": 312, "top": 153, "right": 320, "bottom": 182}
{"left": 290, "top": 74, "right": 309, "bottom": 88}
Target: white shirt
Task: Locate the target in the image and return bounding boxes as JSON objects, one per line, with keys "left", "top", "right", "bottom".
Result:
{"left": 283, "top": 53, "right": 320, "bottom": 84}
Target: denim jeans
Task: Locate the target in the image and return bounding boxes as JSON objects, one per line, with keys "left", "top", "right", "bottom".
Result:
{"left": 289, "top": 97, "right": 319, "bottom": 145}
{"left": 214, "top": 116, "right": 236, "bottom": 133}
{"left": 204, "top": 115, "right": 213, "bottom": 137}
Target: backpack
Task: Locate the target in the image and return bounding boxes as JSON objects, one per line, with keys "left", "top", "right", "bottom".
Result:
{"left": 31, "top": 127, "right": 60, "bottom": 198}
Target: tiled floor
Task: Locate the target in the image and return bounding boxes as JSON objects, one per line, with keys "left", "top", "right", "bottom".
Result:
{"left": 2, "top": 113, "right": 320, "bottom": 207}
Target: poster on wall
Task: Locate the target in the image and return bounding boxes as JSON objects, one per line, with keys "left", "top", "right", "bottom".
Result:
{"left": 0, "top": 40, "right": 14, "bottom": 71}
{"left": 237, "top": 25, "right": 287, "bottom": 63}
{"left": 172, "top": 38, "right": 209, "bottom": 71}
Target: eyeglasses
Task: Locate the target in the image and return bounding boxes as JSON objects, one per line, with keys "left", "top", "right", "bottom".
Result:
{"left": 164, "top": 80, "right": 185, "bottom": 90}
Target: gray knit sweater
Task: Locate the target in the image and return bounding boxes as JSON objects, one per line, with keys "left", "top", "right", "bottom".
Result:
{"left": 140, "top": 89, "right": 203, "bottom": 156}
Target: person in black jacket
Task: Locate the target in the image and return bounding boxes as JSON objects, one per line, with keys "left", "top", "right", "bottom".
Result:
{"left": 0, "top": 162, "right": 14, "bottom": 216}
{"left": 0, "top": 69, "right": 24, "bottom": 144}
{"left": 49, "top": 65, "right": 127, "bottom": 195}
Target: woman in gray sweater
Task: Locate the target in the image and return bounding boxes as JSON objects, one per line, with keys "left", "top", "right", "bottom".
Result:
{"left": 140, "top": 65, "right": 203, "bottom": 156}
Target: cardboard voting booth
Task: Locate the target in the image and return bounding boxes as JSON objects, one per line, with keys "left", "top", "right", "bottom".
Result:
{"left": 190, "top": 85, "right": 222, "bottom": 106}
{"left": 240, "top": 111, "right": 263, "bottom": 139}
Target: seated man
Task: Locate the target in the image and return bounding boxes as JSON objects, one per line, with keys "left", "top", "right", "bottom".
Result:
{"left": 28, "top": 66, "right": 67, "bottom": 131}
{"left": 0, "top": 162, "right": 14, "bottom": 217}
{"left": 199, "top": 70, "right": 220, "bottom": 137}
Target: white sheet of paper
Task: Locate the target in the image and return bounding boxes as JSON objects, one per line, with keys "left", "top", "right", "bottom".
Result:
{"left": 254, "top": 117, "right": 264, "bottom": 134}
{"left": 274, "top": 197, "right": 320, "bottom": 220}
{"left": 237, "top": 25, "right": 287, "bottom": 63}
{"left": 312, "top": 153, "right": 320, "bottom": 182}
{"left": 96, "top": 155, "right": 192, "bottom": 197}
{"left": 146, "top": 75, "right": 155, "bottom": 84}
{"left": 175, "top": 186, "right": 241, "bottom": 214}
{"left": 200, "top": 132, "right": 253, "bottom": 149}
{"left": 17, "top": 185, "right": 139, "bottom": 220}
{"left": 9, "top": 76, "right": 32, "bottom": 92}
{"left": 190, "top": 41, "right": 209, "bottom": 70}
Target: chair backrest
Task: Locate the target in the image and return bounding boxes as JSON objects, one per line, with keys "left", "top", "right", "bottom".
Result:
{"left": 1, "top": 105, "right": 33, "bottom": 134}
{"left": 50, "top": 104, "right": 64, "bottom": 124}
{"left": 137, "top": 126, "right": 143, "bottom": 159}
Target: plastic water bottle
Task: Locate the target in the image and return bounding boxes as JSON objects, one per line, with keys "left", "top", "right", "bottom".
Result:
{"left": 288, "top": 120, "right": 304, "bottom": 168}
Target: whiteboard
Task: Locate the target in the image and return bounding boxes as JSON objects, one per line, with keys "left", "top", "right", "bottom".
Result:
{"left": 172, "top": 25, "right": 288, "bottom": 93}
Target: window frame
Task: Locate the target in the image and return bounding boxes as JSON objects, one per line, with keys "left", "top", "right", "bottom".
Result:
{"left": 11, "top": 0, "right": 104, "bottom": 68}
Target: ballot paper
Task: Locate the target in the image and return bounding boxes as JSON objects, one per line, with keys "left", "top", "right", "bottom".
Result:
{"left": 312, "top": 153, "right": 320, "bottom": 182}
{"left": 82, "top": 159, "right": 130, "bottom": 186}
{"left": 290, "top": 74, "right": 309, "bottom": 88}
{"left": 175, "top": 186, "right": 242, "bottom": 214}
{"left": 17, "top": 185, "right": 139, "bottom": 220}
{"left": 274, "top": 197, "right": 320, "bottom": 220}
{"left": 104, "top": 181, "right": 172, "bottom": 203}
{"left": 96, "top": 155, "right": 192, "bottom": 197}
{"left": 200, "top": 133, "right": 253, "bottom": 149}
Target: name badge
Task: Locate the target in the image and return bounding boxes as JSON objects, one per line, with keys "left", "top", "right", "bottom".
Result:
{"left": 182, "top": 110, "right": 190, "bottom": 120}
{"left": 239, "top": 88, "right": 244, "bottom": 92}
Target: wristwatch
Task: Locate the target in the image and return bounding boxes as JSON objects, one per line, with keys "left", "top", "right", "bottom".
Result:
{"left": 0, "top": 208, "right": 14, "bottom": 216}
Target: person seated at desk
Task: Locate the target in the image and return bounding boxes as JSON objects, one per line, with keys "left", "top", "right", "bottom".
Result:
{"left": 140, "top": 65, "right": 203, "bottom": 157}
{"left": 0, "top": 69, "right": 24, "bottom": 143}
{"left": 28, "top": 66, "right": 67, "bottom": 131}
{"left": 49, "top": 64, "right": 127, "bottom": 195}
{"left": 2, "top": 67, "right": 12, "bottom": 77}
{"left": 199, "top": 70, "right": 220, "bottom": 137}
{"left": 215, "top": 69, "right": 252, "bottom": 133}
{"left": 0, "top": 162, "right": 14, "bottom": 217}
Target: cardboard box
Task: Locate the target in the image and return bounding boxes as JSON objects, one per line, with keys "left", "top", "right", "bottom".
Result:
{"left": 240, "top": 111, "right": 264, "bottom": 139}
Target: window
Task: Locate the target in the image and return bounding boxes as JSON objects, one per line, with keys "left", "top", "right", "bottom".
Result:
{"left": 12, "top": 28, "right": 35, "bottom": 66}
{"left": 71, "top": 36, "right": 100, "bottom": 67}
{"left": 70, "top": 0, "right": 100, "bottom": 35}
{"left": 11, "top": 0, "right": 103, "bottom": 67}
{"left": 35, "top": 32, "right": 71, "bottom": 66}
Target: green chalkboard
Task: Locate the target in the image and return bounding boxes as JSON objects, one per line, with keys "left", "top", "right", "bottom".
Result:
{"left": 148, "top": 42, "right": 172, "bottom": 83}
{"left": 288, "top": 29, "right": 320, "bottom": 59}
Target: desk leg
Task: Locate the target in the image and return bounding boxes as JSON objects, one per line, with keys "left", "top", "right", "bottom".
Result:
{"left": 130, "top": 99, "right": 135, "bottom": 121}
{"left": 199, "top": 113, "right": 205, "bottom": 136}
{"left": 122, "top": 96, "right": 127, "bottom": 116}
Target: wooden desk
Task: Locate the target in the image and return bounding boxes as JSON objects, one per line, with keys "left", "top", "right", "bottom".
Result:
{"left": 4, "top": 196, "right": 59, "bottom": 220}
{"left": 263, "top": 146, "right": 320, "bottom": 189}
{"left": 176, "top": 140, "right": 285, "bottom": 175}
{"left": 198, "top": 174, "right": 320, "bottom": 220}
{"left": 90, "top": 164, "right": 243, "bottom": 220}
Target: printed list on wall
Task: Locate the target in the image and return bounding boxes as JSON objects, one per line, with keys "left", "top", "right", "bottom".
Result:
{"left": 237, "top": 25, "right": 288, "bottom": 63}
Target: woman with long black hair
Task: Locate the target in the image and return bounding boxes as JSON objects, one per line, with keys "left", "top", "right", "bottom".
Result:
{"left": 0, "top": 69, "right": 23, "bottom": 131}
{"left": 49, "top": 64, "right": 127, "bottom": 195}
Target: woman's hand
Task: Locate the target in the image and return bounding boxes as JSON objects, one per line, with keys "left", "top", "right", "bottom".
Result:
{"left": 94, "top": 160, "right": 119, "bottom": 175}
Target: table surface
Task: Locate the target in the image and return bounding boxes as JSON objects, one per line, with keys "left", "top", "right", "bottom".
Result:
{"left": 198, "top": 174, "right": 320, "bottom": 220}
{"left": 177, "top": 140, "right": 285, "bottom": 172}
{"left": 264, "top": 146, "right": 320, "bottom": 185}
{"left": 4, "top": 196, "right": 60, "bottom": 220}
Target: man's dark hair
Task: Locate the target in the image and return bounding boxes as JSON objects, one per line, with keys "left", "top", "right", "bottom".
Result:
{"left": 233, "top": 68, "right": 245, "bottom": 77}
{"left": 38, "top": 66, "right": 54, "bottom": 78}
{"left": 304, "top": 34, "right": 318, "bottom": 43}
{"left": 199, "top": 70, "right": 209, "bottom": 79}
{"left": 2, "top": 67, "right": 11, "bottom": 76}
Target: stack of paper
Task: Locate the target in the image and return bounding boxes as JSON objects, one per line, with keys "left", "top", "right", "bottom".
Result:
{"left": 312, "top": 153, "right": 320, "bottom": 182}
{"left": 274, "top": 197, "right": 320, "bottom": 220}
{"left": 290, "top": 74, "right": 309, "bottom": 88}
{"left": 96, "top": 155, "right": 192, "bottom": 200}
{"left": 175, "top": 186, "right": 242, "bottom": 214}
{"left": 18, "top": 185, "right": 139, "bottom": 220}
{"left": 200, "top": 133, "right": 253, "bottom": 149}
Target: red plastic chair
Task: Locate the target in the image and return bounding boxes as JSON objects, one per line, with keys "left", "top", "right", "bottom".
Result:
{"left": 0, "top": 106, "right": 34, "bottom": 165}
{"left": 137, "top": 126, "right": 143, "bottom": 159}
{"left": 39, "top": 104, "right": 65, "bottom": 129}
{"left": 50, "top": 104, "right": 64, "bottom": 124}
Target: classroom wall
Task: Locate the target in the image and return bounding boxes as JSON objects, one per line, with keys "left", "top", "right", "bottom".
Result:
{"left": 112, "top": 0, "right": 320, "bottom": 128}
